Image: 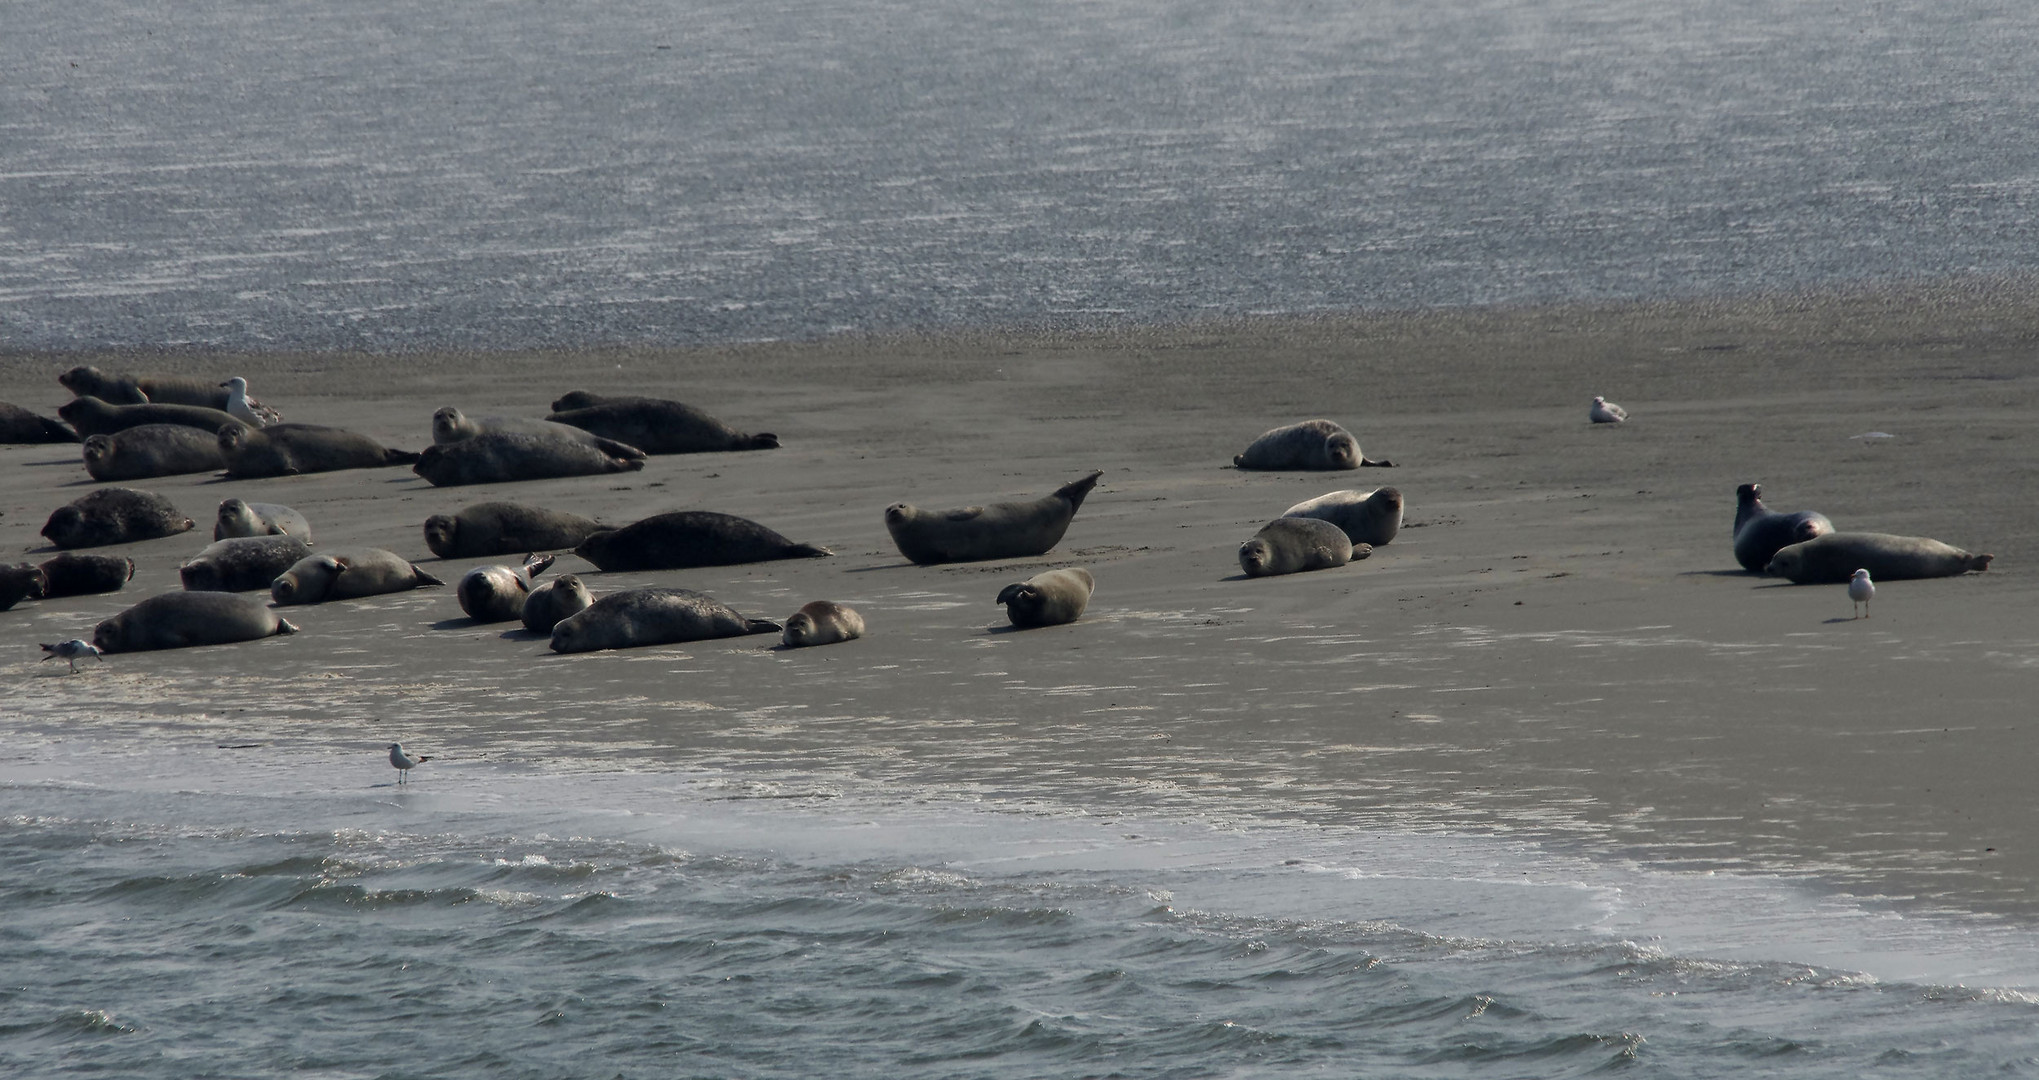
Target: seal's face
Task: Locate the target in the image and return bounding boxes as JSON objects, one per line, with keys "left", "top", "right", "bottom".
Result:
{"left": 92, "top": 618, "right": 121, "bottom": 653}
{"left": 60, "top": 366, "right": 96, "bottom": 394}
{"left": 217, "top": 423, "right": 247, "bottom": 451}
{"left": 1765, "top": 550, "right": 1800, "bottom": 577}
{"left": 422, "top": 515, "right": 457, "bottom": 555}
{"left": 1325, "top": 434, "right": 1360, "bottom": 469}
{"left": 883, "top": 504, "right": 912, "bottom": 524}
{"left": 431, "top": 407, "right": 462, "bottom": 442}
{"left": 81, "top": 437, "right": 112, "bottom": 466}
{"left": 1374, "top": 487, "right": 1404, "bottom": 513}
{"left": 1238, "top": 539, "right": 1272, "bottom": 576}
{"left": 782, "top": 613, "right": 814, "bottom": 647}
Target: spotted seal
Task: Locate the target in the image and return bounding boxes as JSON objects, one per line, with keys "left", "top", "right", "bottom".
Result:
{"left": 574, "top": 511, "right": 833, "bottom": 572}
{"left": 546, "top": 395, "right": 778, "bottom": 454}
{"left": 93, "top": 591, "right": 298, "bottom": 653}
{"left": 780, "top": 600, "right": 865, "bottom": 648}
{"left": 996, "top": 568, "right": 1095, "bottom": 628}
{"left": 1765, "top": 533, "right": 1993, "bottom": 584}
{"left": 270, "top": 548, "right": 445, "bottom": 605}
{"left": 456, "top": 554, "right": 556, "bottom": 622}
{"left": 1732, "top": 484, "right": 1834, "bottom": 573}
{"left": 1234, "top": 420, "right": 1391, "bottom": 470}
{"left": 42, "top": 488, "right": 195, "bottom": 549}
{"left": 423, "top": 502, "right": 606, "bottom": 559}
{"left": 179, "top": 535, "right": 314, "bottom": 592}
{"left": 218, "top": 422, "right": 421, "bottom": 478}
{"left": 1239, "top": 517, "right": 1361, "bottom": 577}
{"left": 411, "top": 432, "right": 644, "bottom": 487}
{"left": 521, "top": 573, "right": 594, "bottom": 635}
{"left": 548, "top": 587, "right": 780, "bottom": 653}
{"left": 82, "top": 424, "right": 227, "bottom": 482}
{"left": 213, "top": 499, "right": 313, "bottom": 543}
{"left": 884, "top": 471, "right": 1102, "bottom": 566}
{"left": 1281, "top": 487, "right": 1403, "bottom": 547}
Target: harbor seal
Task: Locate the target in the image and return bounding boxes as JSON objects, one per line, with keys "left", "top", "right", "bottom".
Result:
{"left": 82, "top": 424, "right": 227, "bottom": 481}
{"left": 93, "top": 591, "right": 298, "bottom": 653}
{"left": 271, "top": 548, "right": 446, "bottom": 605}
{"left": 431, "top": 407, "right": 646, "bottom": 460}
{"left": 0, "top": 402, "right": 77, "bottom": 443}
{"left": 884, "top": 471, "right": 1103, "bottom": 565}
{"left": 1731, "top": 484, "right": 1834, "bottom": 573}
{"left": 218, "top": 421, "right": 421, "bottom": 478}
{"left": 1589, "top": 396, "right": 1628, "bottom": 423}
{"left": 58, "top": 396, "right": 239, "bottom": 438}
{"left": 411, "top": 432, "right": 644, "bottom": 487}
{"left": 37, "top": 553, "right": 135, "bottom": 598}
{"left": 548, "top": 587, "right": 780, "bottom": 653}
{"left": 42, "top": 488, "right": 195, "bottom": 549}
{"left": 574, "top": 511, "right": 833, "bottom": 571}
{"left": 179, "top": 535, "right": 314, "bottom": 592}
{"left": 456, "top": 554, "right": 556, "bottom": 622}
{"left": 423, "top": 502, "right": 606, "bottom": 559}
{"left": 521, "top": 573, "right": 593, "bottom": 635}
{"left": 60, "top": 366, "right": 278, "bottom": 415}
{"left": 1239, "top": 517, "right": 1361, "bottom": 577}
{"left": 213, "top": 498, "right": 313, "bottom": 543}
{"left": 0, "top": 564, "right": 45, "bottom": 611}
{"left": 1233, "top": 420, "right": 1392, "bottom": 470}
{"left": 546, "top": 396, "right": 779, "bottom": 454}
{"left": 1281, "top": 487, "right": 1403, "bottom": 547}
{"left": 780, "top": 600, "right": 865, "bottom": 648}
{"left": 996, "top": 568, "right": 1095, "bottom": 628}
{"left": 1765, "top": 533, "right": 1993, "bottom": 584}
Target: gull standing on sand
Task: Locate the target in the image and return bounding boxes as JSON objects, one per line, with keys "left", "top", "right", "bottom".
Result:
{"left": 1849, "top": 568, "right": 1875, "bottom": 619}
{"left": 220, "top": 377, "right": 267, "bottom": 428}
{"left": 388, "top": 742, "right": 432, "bottom": 784}
{"left": 1588, "top": 396, "right": 1628, "bottom": 423}
{"left": 39, "top": 639, "right": 102, "bottom": 672}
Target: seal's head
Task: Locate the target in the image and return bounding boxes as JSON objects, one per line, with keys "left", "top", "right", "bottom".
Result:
{"left": 216, "top": 421, "right": 250, "bottom": 453}
{"left": 1238, "top": 539, "right": 1274, "bottom": 577}
{"left": 1323, "top": 431, "right": 1360, "bottom": 470}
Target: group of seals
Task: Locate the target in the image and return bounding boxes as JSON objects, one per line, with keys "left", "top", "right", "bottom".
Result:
{"left": 61, "top": 366, "right": 279, "bottom": 419}
{"left": 1733, "top": 483, "right": 1993, "bottom": 586}
{"left": 885, "top": 471, "right": 1102, "bottom": 565}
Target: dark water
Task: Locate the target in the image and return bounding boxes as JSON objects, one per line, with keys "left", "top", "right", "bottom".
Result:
{"left": 4, "top": 0, "right": 2037, "bottom": 351}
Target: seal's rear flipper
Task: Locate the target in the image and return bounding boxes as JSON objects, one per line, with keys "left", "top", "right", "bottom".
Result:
{"left": 743, "top": 618, "right": 782, "bottom": 635}
{"left": 1056, "top": 470, "right": 1104, "bottom": 511}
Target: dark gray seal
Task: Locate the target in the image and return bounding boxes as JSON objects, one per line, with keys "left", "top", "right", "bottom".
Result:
{"left": 58, "top": 396, "right": 239, "bottom": 438}
{"left": 60, "top": 365, "right": 246, "bottom": 411}
{"left": 0, "top": 564, "right": 45, "bottom": 611}
{"left": 548, "top": 587, "right": 780, "bottom": 653}
{"left": 1765, "top": 533, "right": 1994, "bottom": 584}
{"left": 270, "top": 548, "right": 446, "bottom": 605}
{"left": 1233, "top": 420, "right": 1392, "bottom": 470}
{"left": 780, "top": 600, "right": 865, "bottom": 648}
{"left": 996, "top": 568, "right": 1095, "bottom": 628}
{"left": 218, "top": 421, "right": 421, "bottom": 478}
{"left": 884, "top": 471, "right": 1102, "bottom": 565}
{"left": 214, "top": 499, "right": 313, "bottom": 543}
{"left": 411, "top": 432, "right": 644, "bottom": 487}
{"left": 432, "top": 407, "right": 646, "bottom": 460}
{"left": 1239, "top": 517, "right": 1360, "bottom": 577}
{"left": 1732, "top": 484, "right": 1835, "bottom": 573}
{"left": 423, "top": 502, "right": 606, "bottom": 559}
{"left": 42, "top": 488, "right": 196, "bottom": 549}
{"left": 1282, "top": 487, "right": 1403, "bottom": 547}
{"left": 456, "top": 554, "right": 556, "bottom": 622}
{"left": 82, "top": 424, "right": 228, "bottom": 482}
{"left": 179, "top": 535, "right": 314, "bottom": 592}
{"left": 93, "top": 591, "right": 299, "bottom": 654}
{"left": 546, "top": 395, "right": 779, "bottom": 454}
{"left": 37, "top": 553, "right": 135, "bottom": 598}
{"left": 0, "top": 402, "right": 77, "bottom": 443}
{"left": 574, "top": 511, "right": 832, "bottom": 571}
{"left": 521, "top": 573, "right": 594, "bottom": 635}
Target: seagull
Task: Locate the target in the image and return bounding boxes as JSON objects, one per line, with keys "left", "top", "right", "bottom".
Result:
{"left": 40, "top": 639, "right": 102, "bottom": 672}
{"left": 1849, "top": 568, "right": 1875, "bottom": 619}
{"left": 1589, "top": 396, "right": 1628, "bottom": 424}
{"left": 388, "top": 742, "right": 432, "bottom": 784}
{"left": 220, "top": 377, "right": 268, "bottom": 428}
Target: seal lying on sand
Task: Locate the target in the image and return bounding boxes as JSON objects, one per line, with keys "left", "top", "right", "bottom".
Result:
{"left": 423, "top": 502, "right": 605, "bottom": 558}
{"left": 214, "top": 499, "right": 313, "bottom": 543}
{"left": 43, "top": 488, "right": 195, "bottom": 549}
{"left": 1765, "top": 533, "right": 1993, "bottom": 584}
{"left": 780, "top": 600, "right": 865, "bottom": 648}
{"left": 996, "top": 568, "right": 1094, "bottom": 628}
{"left": 219, "top": 422, "right": 420, "bottom": 478}
{"left": 37, "top": 553, "right": 135, "bottom": 598}
{"left": 456, "top": 554, "right": 556, "bottom": 622}
{"left": 884, "top": 471, "right": 1102, "bottom": 565}
{"left": 271, "top": 549, "right": 445, "bottom": 605}
{"left": 179, "top": 535, "right": 314, "bottom": 592}
{"left": 1282, "top": 487, "right": 1403, "bottom": 547}
{"left": 546, "top": 395, "right": 778, "bottom": 454}
{"left": 412, "top": 432, "right": 644, "bottom": 486}
{"left": 1732, "top": 484, "right": 1834, "bottom": 572}
{"left": 93, "top": 591, "right": 298, "bottom": 653}
{"left": 548, "top": 587, "right": 780, "bottom": 653}
{"left": 574, "top": 511, "right": 832, "bottom": 571}
{"left": 0, "top": 564, "right": 45, "bottom": 611}
{"left": 0, "top": 402, "right": 77, "bottom": 443}
{"left": 59, "top": 397, "right": 239, "bottom": 438}
{"left": 61, "top": 366, "right": 280, "bottom": 418}
{"left": 1239, "top": 517, "right": 1361, "bottom": 577}
{"left": 1234, "top": 420, "right": 1392, "bottom": 470}
{"left": 432, "top": 407, "right": 646, "bottom": 460}
{"left": 521, "top": 573, "right": 593, "bottom": 635}
{"left": 83, "top": 425, "right": 227, "bottom": 482}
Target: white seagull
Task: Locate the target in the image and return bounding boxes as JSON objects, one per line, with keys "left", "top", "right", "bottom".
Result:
{"left": 40, "top": 639, "right": 103, "bottom": 672}
{"left": 388, "top": 742, "right": 432, "bottom": 784}
{"left": 1849, "top": 568, "right": 1875, "bottom": 619}
{"left": 1589, "top": 396, "right": 1628, "bottom": 424}
{"left": 219, "top": 376, "right": 269, "bottom": 428}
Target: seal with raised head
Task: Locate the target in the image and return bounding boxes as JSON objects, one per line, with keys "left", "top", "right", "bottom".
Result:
{"left": 781, "top": 600, "right": 865, "bottom": 648}
{"left": 270, "top": 548, "right": 446, "bottom": 605}
{"left": 432, "top": 407, "right": 646, "bottom": 460}
{"left": 0, "top": 564, "right": 45, "bottom": 611}
{"left": 60, "top": 366, "right": 264, "bottom": 412}
{"left": 82, "top": 424, "right": 227, "bottom": 482}
{"left": 412, "top": 432, "right": 644, "bottom": 487}
{"left": 456, "top": 554, "right": 556, "bottom": 622}
{"left": 93, "top": 591, "right": 298, "bottom": 654}
{"left": 1234, "top": 420, "right": 1391, "bottom": 470}
{"left": 1765, "top": 533, "right": 1993, "bottom": 584}
{"left": 1282, "top": 487, "right": 1403, "bottom": 547}
{"left": 546, "top": 396, "right": 778, "bottom": 454}
{"left": 214, "top": 498, "right": 313, "bottom": 543}
{"left": 521, "top": 573, "right": 593, "bottom": 635}
{"left": 1239, "top": 517, "right": 1361, "bottom": 577}
{"left": 996, "top": 568, "right": 1095, "bottom": 628}
{"left": 1732, "top": 483, "right": 1834, "bottom": 573}
{"left": 575, "top": 511, "right": 833, "bottom": 572}
{"left": 42, "top": 488, "right": 195, "bottom": 549}
{"left": 423, "top": 502, "right": 606, "bottom": 559}
{"left": 548, "top": 587, "right": 780, "bottom": 653}
{"left": 58, "top": 396, "right": 239, "bottom": 438}
{"left": 218, "top": 421, "right": 420, "bottom": 478}
{"left": 884, "top": 471, "right": 1103, "bottom": 566}
{"left": 37, "top": 553, "right": 134, "bottom": 598}
{"left": 0, "top": 402, "right": 77, "bottom": 443}
{"left": 179, "top": 535, "right": 314, "bottom": 592}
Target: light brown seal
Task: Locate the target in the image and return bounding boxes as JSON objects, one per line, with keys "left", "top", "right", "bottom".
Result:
{"left": 456, "top": 554, "right": 556, "bottom": 622}
{"left": 780, "top": 601, "right": 865, "bottom": 648}
{"left": 521, "top": 573, "right": 593, "bottom": 635}
{"left": 884, "top": 471, "right": 1102, "bottom": 565}
{"left": 548, "top": 587, "right": 780, "bottom": 653}
{"left": 1282, "top": 487, "right": 1403, "bottom": 547}
{"left": 218, "top": 422, "right": 421, "bottom": 478}
{"left": 1239, "top": 517, "right": 1362, "bottom": 577}
{"left": 214, "top": 499, "right": 313, "bottom": 543}
{"left": 270, "top": 548, "right": 446, "bottom": 605}
{"left": 1765, "top": 533, "right": 1993, "bottom": 584}
{"left": 42, "top": 488, "right": 195, "bottom": 549}
{"left": 82, "top": 424, "right": 227, "bottom": 482}
{"left": 93, "top": 591, "right": 298, "bottom": 653}
{"left": 996, "top": 568, "right": 1095, "bottom": 628}
{"left": 1233, "top": 420, "right": 1391, "bottom": 470}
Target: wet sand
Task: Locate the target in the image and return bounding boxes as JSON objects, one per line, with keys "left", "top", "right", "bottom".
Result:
{"left": 4, "top": 280, "right": 2037, "bottom": 918}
